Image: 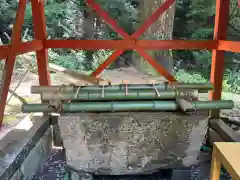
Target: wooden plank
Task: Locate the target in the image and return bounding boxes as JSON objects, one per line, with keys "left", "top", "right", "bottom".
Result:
{"left": 137, "top": 40, "right": 217, "bottom": 50}
{"left": 45, "top": 40, "right": 217, "bottom": 50}
{"left": 218, "top": 40, "right": 240, "bottom": 53}
{"left": 48, "top": 63, "right": 107, "bottom": 85}
{"left": 0, "top": 40, "right": 43, "bottom": 60}
{"left": 210, "top": 145, "right": 221, "bottom": 180}
{"left": 0, "top": 0, "right": 27, "bottom": 126}
{"left": 209, "top": 0, "right": 230, "bottom": 118}
{"left": 209, "top": 119, "right": 240, "bottom": 142}
{"left": 31, "top": 0, "right": 50, "bottom": 86}
{"left": 212, "top": 143, "right": 240, "bottom": 180}
{"left": 46, "top": 40, "right": 135, "bottom": 49}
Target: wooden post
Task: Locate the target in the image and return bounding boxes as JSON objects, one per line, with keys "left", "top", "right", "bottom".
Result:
{"left": 0, "top": 0, "right": 27, "bottom": 126}
{"left": 210, "top": 0, "right": 230, "bottom": 118}
{"left": 31, "top": 0, "right": 50, "bottom": 86}
{"left": 210, "top": 143, "right": 240, "bottom": 180}
{"left": 210, "top": 145, "right": 221, "bottom": 180}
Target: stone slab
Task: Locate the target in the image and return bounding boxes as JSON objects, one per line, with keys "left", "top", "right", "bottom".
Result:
{"left": 0, "top": 115, "right": 51, "bottom": 180}
{"left": 58, "top": 111, "right": 209, "bottom": 175}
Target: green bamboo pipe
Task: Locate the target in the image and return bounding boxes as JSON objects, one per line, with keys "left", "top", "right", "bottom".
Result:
{"left": 41, "top": 90, "right": 197, "bottom": 101}
{"left": 22, "top": 100, "right": 234, "bottom": 113}
{"left": 31, "top": 83, "right": 213, "bottom": 94}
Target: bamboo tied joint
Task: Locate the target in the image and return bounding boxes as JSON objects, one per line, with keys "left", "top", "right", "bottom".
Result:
{"left": 21, "top": 83, "right": 234, "bottom": 114}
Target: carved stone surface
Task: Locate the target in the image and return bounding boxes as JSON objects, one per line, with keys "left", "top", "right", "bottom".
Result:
{"left": 58, "top": 112, "right": 208, "bottom": 175}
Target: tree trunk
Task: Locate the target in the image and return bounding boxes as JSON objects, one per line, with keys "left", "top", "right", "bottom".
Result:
{"left": 82, "top": 5, "right": 95, "bottom": 71}
{"left": 134, "top": 0, "right": 176, "bottom": 76}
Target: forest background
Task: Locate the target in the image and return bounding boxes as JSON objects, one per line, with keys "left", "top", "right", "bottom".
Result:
{"left": 0, "top": 0, "right": 239, "bottom": 93}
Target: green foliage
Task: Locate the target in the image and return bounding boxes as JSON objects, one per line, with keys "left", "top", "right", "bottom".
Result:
{"left": 95, "top": 0, "right": 139, "bottom": 40}
{"left": 0, "top": 0, "right": 240, "bottom": 94}
{"left": 48, "top": 49, "right": 85, "bottom": 70}
{"left": 226, "top": 69, "right": 240, "bottom": 93}
{"left": 24, "top": 0, "right": 138, "bottom": 71}
{"left": 175, "top": 69, "right": 208, "bottom": 83}
{"left": 173, "top": 0, "right": 240, "bottom": 93}
{"left": 0, "top": 0, "right": 18, "bottom": 43}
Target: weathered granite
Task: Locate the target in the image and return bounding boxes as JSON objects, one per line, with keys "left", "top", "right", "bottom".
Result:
{"left": 58, "top": 111, "right": 209, "bottom": 175}
{"left": 68, "top": 166, "right": 94, "bottom": 180}
{"left": 0, "top": 115, "right": 52, "bottom": 180}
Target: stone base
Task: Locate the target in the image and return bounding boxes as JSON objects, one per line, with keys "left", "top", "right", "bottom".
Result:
{"left": 58, "top": 111, "right": 209, "bottom": 175}
{"left": 0, "top": 116, "right": 52, "bottom": 180}
{"left": 68, "top": 166, "right": 94, "bottom": 180}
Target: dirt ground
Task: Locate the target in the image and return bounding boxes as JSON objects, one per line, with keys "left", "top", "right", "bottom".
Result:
{"left": 0, "top": 67, "right": 240, "bottom": 139}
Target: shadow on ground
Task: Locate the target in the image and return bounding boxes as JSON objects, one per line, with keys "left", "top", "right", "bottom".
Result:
{"left": 32, "top": 149, "right": 231, "bottom": 180}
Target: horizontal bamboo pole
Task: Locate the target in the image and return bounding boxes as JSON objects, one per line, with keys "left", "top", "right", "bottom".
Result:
{"left": 22, "top": 100, "right": 234, "bottom": 113}
{"left": 41, "top": 90, "right": 196, "bottom": 101}
{"left": 31, "top": 83, "right": 213, "bottom": 94}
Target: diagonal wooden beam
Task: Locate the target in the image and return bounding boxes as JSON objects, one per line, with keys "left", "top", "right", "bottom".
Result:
{"left": 0, "top": 0, "right": 28, "bottom": 126}
{"left": 87, "top": 0, "right": 176, "bottom": 82}
{"left": 92, "top": 50, "right": 125, "bottom": 76}
{"left": 136, "top": 49, "right": 176, "bottom": 82}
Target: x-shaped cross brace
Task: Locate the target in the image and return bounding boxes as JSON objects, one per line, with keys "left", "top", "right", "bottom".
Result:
{"left": 87, "top": 0, "right": 177, "bottom": 82}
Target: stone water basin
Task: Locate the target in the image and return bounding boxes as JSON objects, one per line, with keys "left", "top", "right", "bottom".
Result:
{"left": 58, "top": 111, "right": 209, "bottom": 175}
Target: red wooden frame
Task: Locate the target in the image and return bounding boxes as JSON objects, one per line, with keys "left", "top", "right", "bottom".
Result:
{"left": 31, "top": 0, "right": 50, "bottom": 86}
{"left": 0, "top": 0, "right": 28, "bottom": 125}
{"left": 210, "top": 0, "right": 230, "bottom": 117}
{"left": 45, "top": 40, "right": 217, "bottom": 50}
{"left": 0, "top": 0, "right": 237, "bottom": 125}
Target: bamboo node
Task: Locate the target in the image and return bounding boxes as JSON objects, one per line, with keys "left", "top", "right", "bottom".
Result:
{"left": 122, "top": 80, "right": 129, "bottom": 96}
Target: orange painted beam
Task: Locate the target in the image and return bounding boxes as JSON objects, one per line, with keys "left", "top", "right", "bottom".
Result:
{"left": 210, "top": 0, "right": 230, "bottom": 118}
{"left": 0, "top": 40, "right": 43, "bottom": 60}
{"left": 45, "top": 40, "right": 135, "bottom": 49}
{"left": 218, "top": 40, "right": 240, "bottom": 53}
{"left": 0, "top": 0, "right": 27, "bottom": 125}
{"left": 0, "top": 45, "right": 9, "bottom": 60}
{"left": 31, "top": 0, "right": 50, "bottom": 86}
{"left": 45, "top": 40, "right": 217, "bottom": 50}
{"left": 92, "top": 50, "right": 125, "bottom": 77}
{"left": 137, "top": 40, "right": 217, "bottom": 50}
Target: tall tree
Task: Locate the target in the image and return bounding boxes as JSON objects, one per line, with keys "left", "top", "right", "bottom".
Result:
{"left": 134, "top": 0, "right": 176, "bottom": 76}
